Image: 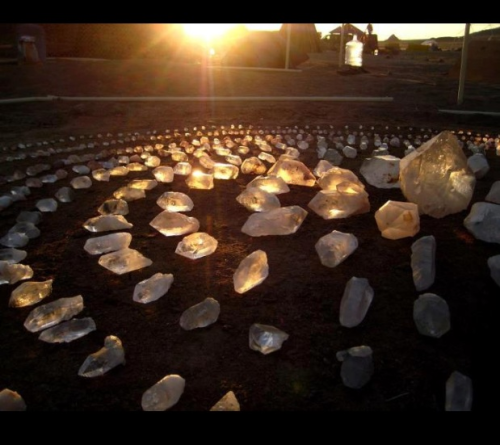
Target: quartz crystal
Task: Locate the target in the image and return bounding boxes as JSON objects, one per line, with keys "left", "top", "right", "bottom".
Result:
{"left": 133, "top": 272, "right": 174, "bottom": 304}
{"left": 150, "top": 211, "right": 200, "bottom": 236}
{"left": 241, "top": 206, "right": 307, "bottom": 237}
{"left": 98, "top": 248, "right": 152, "bottom": 274}
{"left": 78, "top": 335, "right": 126, "bottom": 378}
{"left": 179, "top": 297, "right": 220, "bottom": 330}
{"left": 315, "top": 230, "right": 358, "bottom": 268}
{"left": 233, "top": 250, "right": 269, "bottom": 294}
{"left": 249, "top": 323, "right": 289, "bottom": 355}
{"left": 141, "top": 374, "right": 185, "bottom": 411}
{"left": 23, "top": 295, "right": 84, "bottom": 332}
{"left": 175, "top": 232, "right": 218, "bottom": 259}
{"left": 9, "top": 279, "right": 53, "bottom": 307}
{"left": 375, "top": 200, "right": 420, "bottom": 240}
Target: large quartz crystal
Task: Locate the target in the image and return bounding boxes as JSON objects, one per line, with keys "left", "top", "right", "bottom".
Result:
{"left": 133, "top": 272, "right": 174, "bottom": 304}
{"left": 249, "top": 323, "right": 289, "bottom": 355}
{"left": 142, "top": 374, "right": 185, "bottom": 411}
{"left": 127, "top": 179, "right": 158, "bottom": 190}
{"left": 24, "top": 295, "right": 84, "bottom": 332}
{"left": 78, "top": 335, "right": 126, "bottom": 378}
{"left": 213, "top": 163, "right": 239, "bottom": 180}
{"left": 337, "top": 345, "right": 374, "bottom": 389}
{"left": 185, "top": 171, "right": 214, "bottom": 190}
{"left": 83, "top": 215, "right": 133, "bottom": 232}
{"left": 246, "top": 175, "right": 290, "bottom": 194}
{"left": 38, "top": 317, "right": 96, "bottom": 343}
{"left": 360, "top": 155, "right": 401, "bottom": 188}
{"left": 236, "top": 187, "right": 281, "bottom": 212}
{"left": 233, "top": 250, "right": 269, "bottom": 294}
{"left": 156, "top": 192, "right": 194, "bottom": 212}
{"left": 399, "top": 131, "right": 476, "bottom": 218}
{"left": 153, "top": 166, "right": 174, "bottom": 183}
{"left": 113, "top": 186, "right": 146, "bottom": 202}
{"left": 308, "top": 181, "right": 370, "bottom": 219}
{"left": 241, "top": 206, "right": 307, "bottom": 237}
{"left": 9, "top": 279, "right": 53, "bottom": 308}
{"left": 0, "top": 261, "right": 33, "bottom": 285}
{"left": 315, "top": 230, "right": 358, "bottom": 268}
{"left": 175, "top": 232, "right": 218, "bottom": 259}
{"left": 150, "top": 211, "right": 200, "bottom": 236}
{"left": 0, "top": 389, "right": 26, "bottom": 411}
{"left": 98, "top": 248, "right": 152, "bottom": 274}
{"left": 339, "top": 277, "right": 374, "bottom": 328}
{"left": 467, "top": 153, "right": 489, "bottom": 179}
{"left": 375, "top": 200, "right": 420, "bottom": 240}
{"left": 317, "top": 167, "right": 364, "bottom": 191}
{"left": 267, "top": 158, "right": 316, "bottom": 186}
{"left": 241, "top": 157, "right": 267, "bottom": 175}
{"left": 463, "top": 202, "right": 500, "bottom": 243}
{"left": 98, "top": 199, "right": 129, "bottom": 216}
{"left": 445, "top": 371, "right": 473, "bottom": 411}
{"left": 210, "top": 391, "right": 240, "bottom": 411}
{"left": 84, "top": 232, "right": 132, "bottom": 255}
{"left": 411, "top": 235, "right": 436, "bottom": 291}
{"left": 179, "top": 297, "right": 220, "bottom": 330}
{"left": 413, "top": 293, "right": 450, "bottom": 338}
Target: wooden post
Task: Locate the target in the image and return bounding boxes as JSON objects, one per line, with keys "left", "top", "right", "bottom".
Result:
{"left": 457, "top": 23, "right": 471, "bottom": 105}
{"left": 338, "top": 23, "right": 345, "bottom": 68}
{"left": 285, "top": 24, "right": 292, "bottom": 70}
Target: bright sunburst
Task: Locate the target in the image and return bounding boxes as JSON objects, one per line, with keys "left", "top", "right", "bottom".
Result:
{"left": 182, "top": 24, "right": 238, "bottom": 42}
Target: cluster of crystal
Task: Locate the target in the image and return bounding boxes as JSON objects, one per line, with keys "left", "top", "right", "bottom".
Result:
{"left": 337, "top": 346, "right": 374, "bottom": 389}
{"left": 339, "top": 277, "right": 374, "bottom": 328}
{"left": 153, "top": 166, "right": 174, "bottom": 183}
{"left": 213, "top": 163, "right": 239, "bottom": 180}
{"left": 413, "top": 293, "right": 450, "bottom": 338}
{"left": 411, "top": 235, "right": 436, "bottom": 291}
{"left": 210, "top": 391, "right": 240, "bottom": 411}
{"left": 241, "top": 206, "right": 307, "bottom": 237}
{"left": 315, "top": 231, "right": 358, "bottom": 268}
{"left": 157, "top": 192, "right": 194, "bottom": 212}
{"left": 487, "top": 255, "right": 500, "bottom": 287}
{"left": 133, "top": 272, "right": 174, "bottom": 304}
{"left": 445, "top": 371, "right": 473, "bottom": 411}
{"left": 78, "top": 335, "right": 126, "bottom": 378}
{"left": 241, "top": 157, "right": 267, "bottom": 175}
{"left": 179, "top": 297, "right": 220, "bottom": 330}
{"left": 113, "top": 187, "right": 146, "bottom": 202}
{"left": 84, "top": 215, "right": 133, "bottom": 232}
{"left": 360, "top": 155, "right": 401, "bottom": 188}
{"left": 0, "top": 389, "right": 26, "bottom": 411}
{"left": 467, "top": 153, "right": 489, "bottom": 179}
{"left": 98, "top": 248, "right": 152, "bottom": 274}
{"left": 463, "top": 202, "right": 500, "bottom": 243}
{"left": 186, "top": 171, "right": 214, "bottom": 190}
{"left": 150, "top": 211, "right": 200, "bottom": 236}
{"left": 308, "top": 182, "right": 370, "bottom": 219}
{"left": 249, "top": 323, "right": 289, "bottom": 355}
{"left": 175, "top": 232, "right": 218, "bottom": 259}
{"left": 0, "top": 261, "right": 33, "bottom": 285}
{"left": 317, "top": 167, "right": 364, "bottom": 191}
{"left": 55, "top": 186, "right": 76, "bottom": 203}
{"left": 70, "top": 176, "right": 92, "bottom": 189}
{"left": 267, "top": 158, "right": 316, "bottom": 186}
{"left": 36, "top": 198, "right": 58, "bottom": 212}
{"left": 375, "top": 200, "right": 420, "bottom": 240}
{"left": 142, "top": 374, "right": 185, "bottom": 411}
{"left": 9, "top": 279, "right": 53, "bottom": 307}
{"left": 98, "top": 199, "right": 129, "bottom": 216}
{"left": 399, "top": 131, "right": 476, "bottom": 218}
{"left": 127, "top": 179, "right": 158, "bottom": 190}
{"left": 233, "top": 250, "right": 269, "bottom": 294}
{"left": 246, "top": 175, "right": 290, "bottom": 194}
{"left": 23, "top": 295, "right": 84, "bottom": 332}
{"left": 236, "top": 187, "right": 281, "bottom": 213}
{"left": 84, "top": 232, "right": 132, "bottom": 255}
{"left": 39, "top": 317, "right": 96, "bottom": 343}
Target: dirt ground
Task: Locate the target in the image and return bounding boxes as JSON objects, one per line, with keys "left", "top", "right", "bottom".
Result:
{"left": 0, "top": 50, "right": 499, "bottom": 411}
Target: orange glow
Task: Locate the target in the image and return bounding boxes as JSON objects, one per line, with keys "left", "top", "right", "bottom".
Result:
{"left": 182, "top": 24, "right": 237, "bottom": 42}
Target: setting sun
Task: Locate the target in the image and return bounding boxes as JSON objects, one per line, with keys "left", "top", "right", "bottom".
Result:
{"left": 182, "top": 24, "right": 238, "bottom": 41}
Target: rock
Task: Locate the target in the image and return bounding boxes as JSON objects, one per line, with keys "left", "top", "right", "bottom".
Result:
{"left": 156, "top": 192, "right": 194, "bottom": 212}
{"left": 236, "top": 187, "right": 281, "bottom": 213}
{"left": 413, "top": 293, "right": 450, "bottom": 338}
{"left": 233, "top": 250, "right": 269, "bottom": 294}
{"left": 83, "top": 215, "right": 133, "bottom": 232}
{"left": 38, "top": 317, "right": 96, "bottom": 343}
{"left": 70, "top": 176, "right": 92, "bottom": 189}
{"left": 0, "top": 231, "right": 29, "bottom": 248}
{"left": 241, "top": 206, "right": 308, "bottom": 237}
{"left": 339, "top": 277, "right": 374, "bottom": 328}
{"left": 109, "top": 166, "right": 129, "bottom": 176}
{"left": 0, "top": 261, "right": 33, "bottom": 285}
{"left": 323, "top": 149, "right": 343, "bottom": 166}
{"left": 152, "top": 166, "right": 175, "bottom": 183}
{"left": 246, "top": 175, "right": 290, "bottom": 194}
{"left": 0, "top": 248, "right": 27, "bottom": 264}
{"left": 210, "top": 391, "right": 240, "bottom": 411}
{"left": 175, "top": 232, "right": 218, "bottom": 259}
{"left": 173, "top": 162, "right": 192, "bottom": 176}
{"left": 98, "top": 248, "right": 152, "bottom": 274}
{"left": 342, "top": 145, "right": 357, "bottom": 159}
{"left": 315, "top": 230, "right": 358, "bottom": 268}
{"left": 185, "top": 171, "right": 214, "bottom": 189}
{"left": 399, "top": 131, "right": 476, "bottom": 218}
{"left": 84, "top": 232, "right": 132, "bottom": 255}
{"left": 141, "top": 374, "right": 185, "bottom": 411}
{"left": 72, "top": 165, "right": 91, "bottom": 174}
{"left": 241, "top": 157, "right": 267, "bottom": 175}
{"left": 249, "top": 323, "right": 289, "bottom": 355}
{"left": 337, "top": 345, "right": 374, "bottom": 389}
{"left": 267, "top": 158, "right": 316, "bottom": 186}
{"left": 467, "top": 153, "right": 489, "bottom": 179}
{"left": 445, "top": 371, "right": 473, "bottom": 411}
{"left": 113, "top": 186, "right": 146, "bottom": 202}
{"left": 179, "top": 297, "right": 220, "bottom": 330}
{"left": 98, "top": 199, "right": 129, "bottom": 216}
{"left": 127, "top": 179, "right": 158, "bottom": 190}
{"left": 411, "top": 235, "right": 436, "bottom": 291}
{"left": 360, "top": 155, "right": 400, "bottom": 189}
{"left": 78, "top": 335, "right": 126, "bottom": 378}
{"left": 55, "top": 186, "right": 76, "bottom": 203}
{"left": 485, "top": 181, "right": 500, "bottom": 204}
{"left": 375, "top": 200, "right": 420, "bottom": 240}
{"left": 92, "top": 168, "right": 111, "bottom": 182}
{"left": 213, "top": 163, "right": 239, "bottom": 180}
{"left": 464, "top": 202, "right": 500, "bottom": 243}
{"left": 9, "top": 279, "right": 53, "bottom": 308}
{"left": 8, "top": 222, "right": 40, "bottom": 239}
{"left": 133, "top": 272, "right": 174, "bottom": 304}
{"left": 36, "top": 198, "right": 58, "bottom": 212}
{"left": 317, "top": 167, "right": 364, "bottom": 191}
{"left": 24, "top": 295, "right": 84, "bottom": 332}
{"left": 150, "top": 211, "right": 200, "bottom": 237}
{"left": 0, "top": 389, "right": 26, "bottom": 411}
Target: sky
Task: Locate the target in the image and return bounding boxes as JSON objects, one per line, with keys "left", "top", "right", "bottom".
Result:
{"left": 242, "top": 23, "right": 500, "bottom": 41}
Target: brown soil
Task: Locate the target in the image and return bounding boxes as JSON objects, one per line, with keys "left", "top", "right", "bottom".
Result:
{"left": 0, "top": 51, "right": 499, "bottom": 411}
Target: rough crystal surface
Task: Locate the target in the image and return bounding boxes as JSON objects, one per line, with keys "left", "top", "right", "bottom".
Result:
{"left": 467, "top": 153, "right": 489, "bottom": 179}
{"left": 241, "top": 157, "right": 267, "bottom": 175}
{"left": 153, "top": 166, "right": 174, "bottom": 183}
{"left": 133, "top": 272, "right": 174, "bottom": 304}
{"left": 213, "top": 163, "right": 239, "bottom": 180}
{"left": 0, "top": 248, "right": 27, "bottom": 264}
{"left": 249, "top": 323, "right": 289, "bottom": 355}
{"left": 463, "top": 202, "right": 500, "bottom": 243}
{"left": 179, "top": 297, "right": 220, "bottom": 330}
{"left": 141, "top": 374, "right": 185, "bottom": 411}
{"left": 399, "top": 131, "right": 476, "bottom": 218}
{"left": 36, "top": 198, "right": 58, "bottom": 212}
{"left": 413, "top": 293, "right": 450, "bottom": 338}
{"left": 246, "top": 175, "right": 290, "bottom": 194}
{"left": 24, "top": 295, "right": 84, "bottom": 332}
{"left": 83, "top": 215, "right": 133, "bottom": 233}
{"left": 315, "top": 230, "right": 358, "bottom": 268}
{"left": 360, "top": 155, "right": 401, "bottom": 188}
{"left": 339, "top": 277, "right": 374, "bottom": 328}
{"left": 9, "top": 279, "right": 53, "bottom": 308}
{"left": 157, "top": 192, "right": 194, "bottom": 212}
{"left": 411, "top": 235, "right": 436, "bottom": 291}
{"left": 98, "top": 248, "right": 152, "bottom": 275}
{"left": 150, "top": 211, "right": 200, "bottom": 236}
{"left": 98, "top": 199, "right": 129, "bottom": 216}
{"left": 317, "top": 167, "right": 364, "bottom": 190}
{"left": 113, "top": 187, "right": 146, "bottom": 202}
{"left": 0, "top": 232, "right": 29, "bottom": 248}
{"left": 485, "top": 181, "right": 500, "bottom": 204}
{"left": 84, "top": 232, "right": 132, "bottom": 255}
{"left": 0, "top": 261, "right": 33, "bottom": 285}
{"left": 38, "top": 317, "right": 96, "bottom": 343}
{"left": 241, "top": 206, "right": 307, "bottom": 237}
{"left": 308, "top": 182, "right": 370, "bottom": 219}
{"left": 210, "top": 391, "right": 240, "bottom": 411}
{"left": 78, "top": 335, "right": 126, "bottom": 378}
{"left": 267, "top": 158, "right": 316, "bottom": 186}
{"left": 375, "top": 200, "right": 420, "bottom": 240}
{"left": 55, "top": 186, "right": 76, "bottom": 203}
{"left": 236, "top": 187, "right": 281, "bottom": 212}
{"left": 233, "top": 250, "right": 269, "bottom": 294}
{"left": 175, "top": 232, "right": 218, "bottom": 259}
{"left": 70, "top": 176, "right": 92, "bottom": 189}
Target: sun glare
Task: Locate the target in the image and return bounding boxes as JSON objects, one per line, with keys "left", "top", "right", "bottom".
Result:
{"left": 182, "top": 24, "right": 237, "bottom": 41}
